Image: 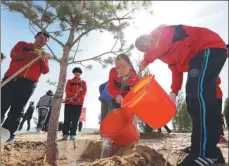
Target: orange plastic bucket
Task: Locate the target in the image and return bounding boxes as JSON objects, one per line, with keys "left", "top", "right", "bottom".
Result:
{"left": 122, "top": 74, "right": 176, "bottom": 128}
{"left": 100, "top": 108, "right": 139, "bottom": 146}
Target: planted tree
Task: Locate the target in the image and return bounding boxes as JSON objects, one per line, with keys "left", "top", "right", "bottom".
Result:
{"left": 2, "top": 1, "right": 152, "bottom": 165}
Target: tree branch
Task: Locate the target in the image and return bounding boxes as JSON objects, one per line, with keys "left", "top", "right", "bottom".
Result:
{"left": 67, "top": 49, "right": 125, "bottom": 65}
{"left": 45, "top": 43, "right": 60, "bottom": 63}
{"left": 72, "top": 39, "right": 81, "bottom": 62}
{"left": 30, "top": 19, "right": 65, "bottom": 47}
{"left": 72, "top": 15, "right": 132, "bottom": 47}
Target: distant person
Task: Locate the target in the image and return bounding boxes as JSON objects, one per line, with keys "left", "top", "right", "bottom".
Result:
{"left": 18, "top": 101, "right": 35, "bottom": 131}
{"left": 1, "top": 52, "right": 5, "bottom": 63}
{"left": 62, "top": 67, "right": 87, "bottom": 141}
{"left": 108, "top": 54, "right": 140, "bottom": 109}
{"left": 99, "top": 81, "right": 114, "bottom": 122}
{"left": 1, "top": 31, "right": 50, "bottom": 142}
{"left": 58, "top": 121, "right": 64, "bottom": 131}
{"left": 158, "top": 125, "right": 172, "bottom": 133}
{"left": 42, "top": 106, "right": 52, "bottom": 132}
{"left": 78, "top": 121, "right": 83, "bottom": 132}
{"left": 36, "top": 90, "right": 53, "bottom": 133}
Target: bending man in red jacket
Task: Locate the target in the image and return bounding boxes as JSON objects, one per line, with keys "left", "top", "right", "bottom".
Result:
{"left": 1, "top": 32, "right": 50, "bottom": 142}
{"left": 62, "top": 67, "right": 87, "bottom": 141}
{"left": 135, "top": 25, "right": 227, "bottom": 166}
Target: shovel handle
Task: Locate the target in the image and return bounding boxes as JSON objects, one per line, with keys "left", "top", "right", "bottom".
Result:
{"left": 0, "top": 55, "right": 42, "bottom": 88}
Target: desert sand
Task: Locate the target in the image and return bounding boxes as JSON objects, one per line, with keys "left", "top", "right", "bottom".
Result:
{"left": 1, "top": 131, "right": 228, "bottom": 166}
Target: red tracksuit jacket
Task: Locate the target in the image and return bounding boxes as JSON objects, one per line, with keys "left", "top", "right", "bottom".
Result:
{"left": 108, "top": 67, "right": 140, "bottom": 99}
{"left": 141, "top": 25, "right": 227, "bottom": 95}
{"left": 65, "top": 77, "right": 87, "bottom": 105}
{"left": 4, "top": 41, "right": 49, "bottom": 82}
{"left": 217, "top": 77, "right": 223, "bottom": 99}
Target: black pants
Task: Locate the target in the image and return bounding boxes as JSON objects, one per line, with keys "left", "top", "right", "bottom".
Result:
{"left": 101, "top": 100, "right": 114, "bottom": 122}
{"left": 1, "top": 77, "right": 36, "bottom": 136}
{"left": 217, "top": 99, "right": 224, "bottom": 136}
{"left": 62, "top": 104, "right": 82, "bottom": 136}
{"left": 185, "top": 48, "right": 227, "bottom": 158}
{"left": 158, "top": 125, "right": 171, "bottom": 133}
{"left": 18, "top": 117, "right": 31, "bottom": 131}
{"left": 37, "top": 108, "right": 49, "bottom": 129}
{"left": 78, "top": 121, "right": 83, "bottom": 132}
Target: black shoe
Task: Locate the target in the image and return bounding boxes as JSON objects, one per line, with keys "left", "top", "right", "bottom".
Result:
{"left": 178, "top": 151, "right": 225, "bottom": 166}
{"left": 182, "top": 146, "right": 191, "bottom": 154}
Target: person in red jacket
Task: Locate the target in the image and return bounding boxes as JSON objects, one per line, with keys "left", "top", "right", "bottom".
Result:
{"left": 1, "top": 32, "right": 49, "bottom": 142}
{"left": 62, "top": 67, "right": 87, "bottom": 140}
{"left": 217, "top": 77, "right": 228, "bottom": 143}
{"left": 108, "top": 54, "right": 140, "bottom": 108}
{"left": 135, "top": 25, "right": 227, "bottom": 166}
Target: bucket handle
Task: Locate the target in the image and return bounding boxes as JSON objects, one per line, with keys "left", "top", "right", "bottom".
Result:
{"left": 101, "top": 114, "right": 137, "bottom": 138}
{"left": 121, "top": 74, "right": 154, "bottom": 108}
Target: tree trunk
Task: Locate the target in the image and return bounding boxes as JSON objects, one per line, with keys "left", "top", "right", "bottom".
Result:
{"left": 46, "top": 46, "right": 70, "bottom": 166}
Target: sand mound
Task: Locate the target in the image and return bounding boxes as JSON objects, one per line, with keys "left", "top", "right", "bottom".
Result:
{"left": 1, "top": 139, "right": 172, "bottom": 166}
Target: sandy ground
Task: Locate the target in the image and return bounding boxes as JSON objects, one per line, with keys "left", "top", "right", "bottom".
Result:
{"left": 1, "top": 131, "right": 228, "bottom": 166}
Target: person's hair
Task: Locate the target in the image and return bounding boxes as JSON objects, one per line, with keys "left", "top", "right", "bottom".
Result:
{"left": 35, "top": 31, "right": 50, "bottom": 38}
{"left": 72, "top": 67, "right": 82, "bottom": 74}
{"left": 115, "top": 54, "right": 134, "bottom": 71}
{"left": 1, "top": 52, "right": 5, "bottom": 59}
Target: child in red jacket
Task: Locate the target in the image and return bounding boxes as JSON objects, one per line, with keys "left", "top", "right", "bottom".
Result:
{"left": 62, "top": 67, "right": 87, "bottom": 140}
{"left": 108, "top": 54, "right": 140, "bottom": 108}
{"left": 135, "top": 25, "right": 227, "bottom": 166}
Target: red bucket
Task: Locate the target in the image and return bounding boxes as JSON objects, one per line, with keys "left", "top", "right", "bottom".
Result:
{"left": 122, "top": 74, "right": 176, "bottom": 128}
{"left": 100, "top": 108, "right": 139, "bottom": 146}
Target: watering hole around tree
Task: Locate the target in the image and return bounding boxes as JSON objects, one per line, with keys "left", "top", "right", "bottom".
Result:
{"left": 1, "top": 138, "right": 173, "bottom": 166}
{"left": 1, "top": 132, "right": 228, "bottom": 166}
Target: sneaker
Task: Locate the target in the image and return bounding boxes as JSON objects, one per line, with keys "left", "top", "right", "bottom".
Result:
{"left": 6, "top": 134, "right": 15, "bottom": 142}
{"left": 36, "top": 128, "right": 41, "bottom": 133}
{"left": 62, "top": 135, "right": 68, "bottom": 140}
{"left": 178, "top": 147, "right": 225, "bottom": 166}
{"left": 219, "top": 135, "right": 228, "bottom": 143}
{"left": 70, "top": 135, "right": 76, "bottom": 141}
{"left": 182, "top": 146, "right": 191, "bottom": 154}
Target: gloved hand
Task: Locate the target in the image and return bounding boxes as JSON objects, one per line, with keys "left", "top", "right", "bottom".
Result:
{"left": 169, "top": 92, "right": 177, "bottom": 104}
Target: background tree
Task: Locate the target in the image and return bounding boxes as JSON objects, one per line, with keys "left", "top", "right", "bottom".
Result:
{"left": 223, "top": 97, "right": 228, "bottom": 128}
{"left": 172, "top": 91, "right": 192, "bottom": 132}
{"left": 2, "top": 1, "right": 152, "bottom": 165}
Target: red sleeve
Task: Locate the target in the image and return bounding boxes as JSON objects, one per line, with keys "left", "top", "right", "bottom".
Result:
{"left": 65, "top": 80, "right": 72, "bottom": 98}
{"left": 11, "top": 41, "right": 37, "bottom": 60}
{"left": 40, "top": 58, "right": 49, "bottom": 74}
{"left": 141, "top": 26, "right": 174, "bottom": 67}
{"left": 108, "top": 68, "right": 120, "bottom": 99}
{"left": 169, "top": 64, "right": 183, "bottom": 95}
{"left": 217, "top": 77, "right": 221, "bottom": 85}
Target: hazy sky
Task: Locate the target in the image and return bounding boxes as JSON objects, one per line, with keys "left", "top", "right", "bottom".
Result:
{"left": 1, "top": 1, "right": 228, "bottom": 130}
